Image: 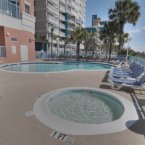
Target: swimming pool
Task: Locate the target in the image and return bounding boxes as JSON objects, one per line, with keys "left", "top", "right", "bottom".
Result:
{"left": 0, "top": 62, "right": 112, "bottom": 73}
{"left": 33, "top": 87, "right": 138, "bottom": 135}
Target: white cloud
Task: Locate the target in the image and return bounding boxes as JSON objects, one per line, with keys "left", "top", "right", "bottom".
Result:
{"left": 130, "top": 45, "right": 145, "bottom": 52}
{"left": 127, "top": 28, "right": 140, "bottom": 34}
{"left": 127, "top": 25, "right": 145, "bottom": 34}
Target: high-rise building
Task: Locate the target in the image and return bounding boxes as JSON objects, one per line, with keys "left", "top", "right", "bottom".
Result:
{"left": 91, "top": 14, "right": 108, "bottom": 31}
{"left": 35, "top": 0, "right": 86, "bottom": 54}
{"left": 0, "top": 0, "right": 36, "bottom": 63}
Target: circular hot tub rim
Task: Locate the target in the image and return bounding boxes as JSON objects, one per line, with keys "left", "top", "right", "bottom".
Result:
{"left": 44, "top": 88, "right": 125, "bottom": 124}
{"left": 33, "top": 87, "right": 139, "bottom": 135}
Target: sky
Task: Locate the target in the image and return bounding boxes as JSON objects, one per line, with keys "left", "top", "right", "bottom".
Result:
{"left": 86, "top": 0, "right": 145, "bottom": 52}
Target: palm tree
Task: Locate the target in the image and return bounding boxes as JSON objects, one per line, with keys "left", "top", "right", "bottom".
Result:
{"left": 124, "top": 34, "right": 131, "bottom": 62}
{"left": 52, "top": 35, "right": 60, "bottom": 56}
{"left": 59, "top": 37, "right": 70, "bottom": 59}
{"left": 109, "top": 0, "right": 140, "bottom": 51}
{"left": 84, "top": 31, "right": 97, "bottom": 60}
{"left": 100, "top": 21, "right": 117, "bottom": 62}
{"left": 40, "top": 35, "right": 48, "bottom": 51}
{"left": 70, "top": 27, "right": 86, "bottom": 61}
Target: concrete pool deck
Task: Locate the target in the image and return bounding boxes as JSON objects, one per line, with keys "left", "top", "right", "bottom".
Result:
{"left": 0, "top": 70, "right": 145, "bottom": 145}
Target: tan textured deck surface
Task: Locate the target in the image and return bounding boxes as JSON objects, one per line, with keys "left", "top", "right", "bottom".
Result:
{"left": 0, "top": 70, "right": 145, "bottom": 145}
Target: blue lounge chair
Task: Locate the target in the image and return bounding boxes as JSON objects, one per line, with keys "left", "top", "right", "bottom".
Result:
{"left": 111, "top": 62, "right": 139, "bottom": 74}
{"left": 112, "top": 61, "right": 136, "bottom": 72}
{"left": 109, "top": 74, "right": 145, "bottom": 90}
{"left": 110, "top": 65, "right": 144, "bottom": 79}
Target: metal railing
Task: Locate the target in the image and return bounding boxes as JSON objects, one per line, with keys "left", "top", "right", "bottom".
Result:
{"left": 0, "top": 0, "right": 20, "bottom": 19}
{"left": 60, "top": 0, "right": 65, "bottom": 4}
{"left": 59, "top": 23, "right": 65, "bottom": 29}
{"left": 48, "top": 15, "right": 59, "bottom": 25}
{"left": 59, "top": 5, "right": 65, "bottom": 12}
{"left": 0, "top": 46, "right": 6, "bottom": 57}
{"left": 59, "top": 31, "right": 65, "bottom": 37}
{"left": 59, "top": 13, "right": 65, "bottom": 20}
{"left": 48, "top": 0, "right": 59, "bottom": 6}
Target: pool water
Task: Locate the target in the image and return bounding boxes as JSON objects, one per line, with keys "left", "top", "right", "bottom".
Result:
{"left": 1, "top": 62, "right": 112, "bottom": 72}
{"left": 47, "top": 89, "right": 124, "bottom": 124}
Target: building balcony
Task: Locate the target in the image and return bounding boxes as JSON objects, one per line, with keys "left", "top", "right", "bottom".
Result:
{"left": 59, "top": 13, "right": 65, "bottom": 21}
{"left": 59, "top": 5, "right": 65, "bottom": 12}
{"left": 48, "top": 15, "right": 59, "bottom": 26}
{"left": 60, "top": 0, "right": 65, "bottom": 4}
{"left": 59, "top": 31, "right": 66, "bottom": 37}
{"left": 53, "top": 29, "right": 59, "bottom": 35}
{"left": 21, "top": 13, "right": 36, "bottom": 34}
{"left": 67, "top": 9, "right": 73, "bottom": 16}
{"left": 48, "top": 0, "right": 59, "bottom": 6}
{"left": 59, "top": 23, "right": 66, "bottom": 29}
{"left": 67, "top": 1, "right": 75, "bottom": 9}
{"left": 67, "top": 18, "right": 75, "bottom": 24}
{"left": 67, "top": 26, "right": 75, "bottom": 31}
{"left": 70, "top": 10, "right": 76, "bottom": 16}
{"left": 0, "top": 0, "right": 20, "bottom": 19}
{"left": 47, "top": 3, "right": 59, "bottom": 15}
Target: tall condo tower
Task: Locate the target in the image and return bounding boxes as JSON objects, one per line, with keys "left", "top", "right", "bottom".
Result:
{"left": 35, "top": 0, "right": 86, "bottom": 54}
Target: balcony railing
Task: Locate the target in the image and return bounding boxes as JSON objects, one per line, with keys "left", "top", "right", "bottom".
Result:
{"left": 59, "top": 31, "right": 66, "bottom": 37}
{"left": 67, "top": 18, "right": 75, "bottom": 23}
{"left": 0, "top": 46, "right": 6, "bottom": 57}
{"left": 53, "top": 29, "right": 59, "bottom": 35}
{"left": 59, "top": 23, "right": 65, "bottom": 29}
{"left": 48, "top": 0, "right": 59, "bottom": 5}
{"left": 59, "top": 5, "right": 65, "bottom": 12}
{"left": 47, "top": 3, "right": 59, "bottom": 15}
{"left": 48, "top": 15, "right": 59, "bottom": 25}
{"left": 67, "top": 25, "right": 74, "bottom": 31}
{"left": 59, "top": 13, "right": 65, "bottom": 20}
{"left": 67, "top": 1, "right": 75, "bottom": 9}
{"left": 60, "top": 0, "right": 65, "bottom": 4}
{"left": 0, "top": 0, "right": 20, "bottom": 19}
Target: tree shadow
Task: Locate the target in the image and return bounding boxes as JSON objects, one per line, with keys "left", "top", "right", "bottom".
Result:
{"left": 102, "top": 70, "right": 110, "bottom": 82}
{"left": 128, "top": 92, "right": 145, "bottom": 137}
{"left": 100, "top": 72, "right": 145, "bottom": 137}
{"left": 99, "top": 84, "right": 112, "bottom": 90}
{"left": 127, "top": 119, "right": 145, "bottom": 136}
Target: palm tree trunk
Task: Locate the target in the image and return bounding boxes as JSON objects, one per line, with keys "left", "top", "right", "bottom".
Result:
{"left": 76, "top": 41, "right": 80, "bottom": 61}
{"left": 42, "top": 41, "right": 44, "bottom": 51}
{"left": 64, "top": 41, "right": 67, "bottom": 59}
{"left": 108, "top": 43, "right": 112, "bottom": 62}
{"left": 84, "top": 41, "right": 88, "bottom": 60}
{"left": 105, "top": 46, "right": 108, "bottom": 60}
{"left": 92, "top": 40, "right": 95, "bottom": 60}
{"left": 118, "top": 22, "right": 124, "bottom": 53}
{"left": 51, "top": 35, "right": 53, "bottom": 56}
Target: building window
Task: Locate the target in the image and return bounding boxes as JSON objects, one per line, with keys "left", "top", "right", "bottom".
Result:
{"left": 0, "top": 46, "right": 6, "bottom": 57}
{"left": 25, "top": 4, "right": 30, "bottom": 14}
{"left": 11, "top": 37, "right": 17, "bottom": 42}
{"left": 29, "top": 39, "right": 32, "bottom": 43}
